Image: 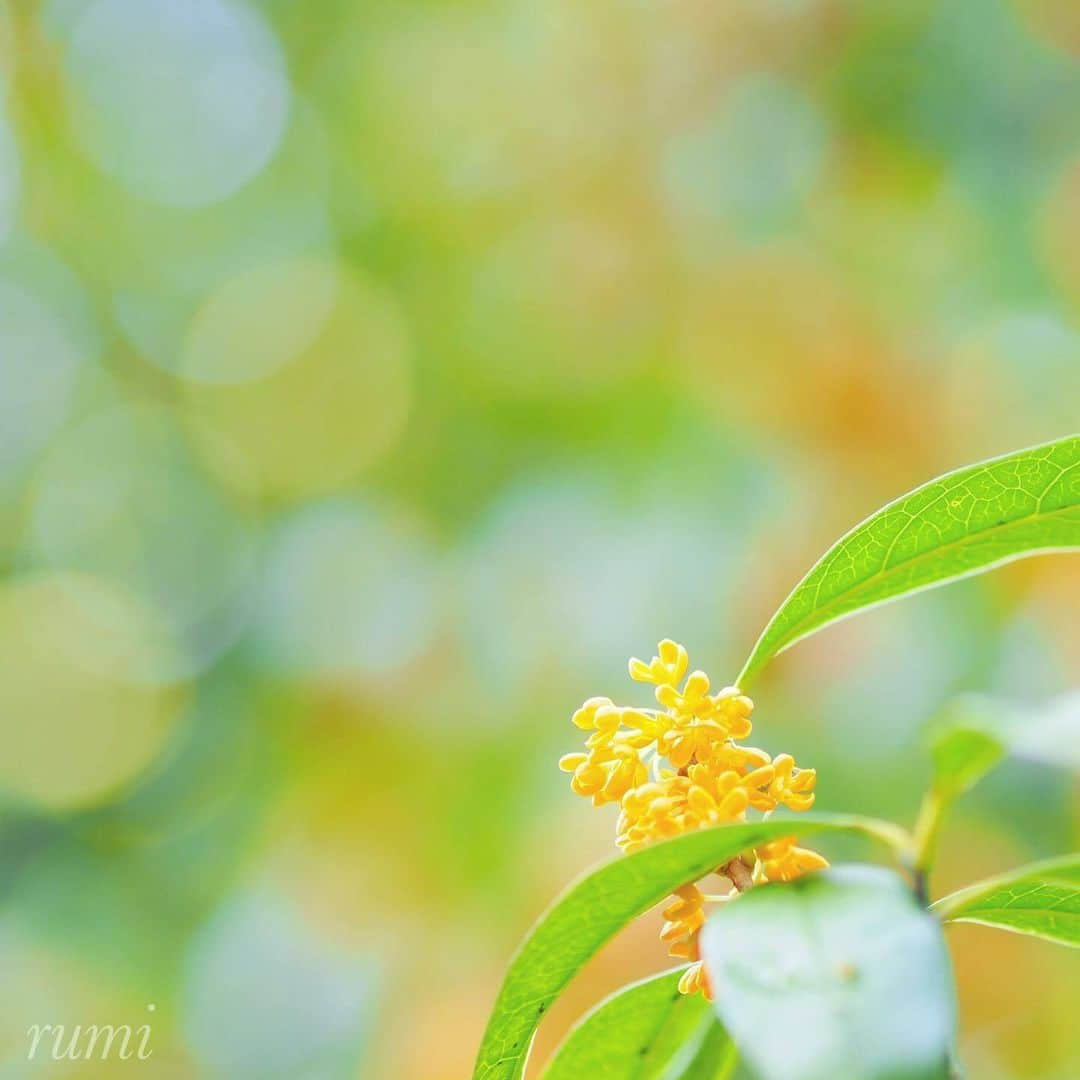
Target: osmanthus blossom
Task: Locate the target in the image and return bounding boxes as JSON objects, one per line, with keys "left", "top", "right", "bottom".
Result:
{"left": 560, "top": 640, "right": 825, "bottom": 997}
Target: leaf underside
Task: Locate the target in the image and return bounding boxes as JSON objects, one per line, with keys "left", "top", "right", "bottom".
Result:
{"left": 933, "top": 854, "right": 1080, "bottom": 947}
{"left": 737, "top": 434, "right": 1080, "bottom": 688}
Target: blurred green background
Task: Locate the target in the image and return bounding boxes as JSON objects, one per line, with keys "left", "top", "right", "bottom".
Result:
{"left": 0, "top": 0, "right": 1077, "bottom": 1076}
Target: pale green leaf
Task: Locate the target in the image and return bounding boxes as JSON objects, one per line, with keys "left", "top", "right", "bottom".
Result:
{"left": 924, "top": 691, "right": 1080, "bottom": 788}
{"left": 539, "top": 968, "right": 711, "bottom": 1080}
{"left": 946, "top": 690, "right": 1080, "bottom": 773}
{"left": 927, "top": 714, "right": 1006, "bottom": 798}
{"left": 473, "top": 815, "right": 905, "bottom": 1080}
{"left": 932, "top": 854, "right": 1080, "bottom": 946}
{"left": 701, "top": 866, "right": 955, "bottom": 1080}
{"left": 737, "top": 435, "right": 1080, "bottom": 688}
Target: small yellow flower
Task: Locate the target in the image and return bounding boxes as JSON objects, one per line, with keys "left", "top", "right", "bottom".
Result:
{"left": 559, "top": 742, "right": 647, "bottom": 805}
{"left": 660, "top": 883, "right": 705, "bottom": 947}
{"left": 660, "top": 884, "right": 714, "bottom": 1000}
{"left": 756, "top": 836, "right": 829, "bottom": 883}
{"left": 628, "top": 639, "right": 688, "bottom": 686}
{"left": 677, "top": 960, "right": 711, "bottom": 998}
{"left": 766, "top": 753, "right": 818, "bottom": 812}
{"left": 561, "top": 640, "right": 827, "bottom": 996}
{"left": 570, "top": 696, "right": 616, "bottom": 730}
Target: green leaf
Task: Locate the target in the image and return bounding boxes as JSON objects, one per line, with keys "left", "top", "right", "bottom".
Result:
{"left": 701, "top": 866, "right": 956, "bottom": 1080}
{"left": 932, "top": 854, "right": 1080, "bottom": 946}
{"left": 672, "top": 1021, "right": 738, "bottom": 1080}
{"left": 737, "top": 435, "right": 1080, "bottom": 688}
{"left": 473, "top": 815, "right": 906, "bottom": 1080}
{"left": 539, "top": 968, "right": 711, "bottom": 1080}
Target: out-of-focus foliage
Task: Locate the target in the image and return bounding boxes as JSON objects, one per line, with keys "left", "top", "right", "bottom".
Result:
{"left": 927, "top": 699, "right": 1011, "bottom": 801}
{"left": 0, "top": 0, "right": 1077, "bottom": 1076}
{"left": 701, "top": 866, "right": 955, "bottom": 1080}
{"left": 930, "top": 689, "right": 1080, "bottom": 776}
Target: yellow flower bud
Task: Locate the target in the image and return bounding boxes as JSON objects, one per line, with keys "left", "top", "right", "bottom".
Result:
{"left": 594, "top": 705, "right": 622, "bottom": 732}
{"left": 719, "top": 787, "right": 750, "bottom": 817}
{"left": 628, "top": 640, "right": 689, "bottom": 686}
{"left": 683, "top": 670, "right": 710, "bottom": 701}
{"left": 756, "top": 836, "right": 829, "bottom": 883}
{"left": 687, "top": 785, "right": 717, "bottom": 815}
{"left": 741, "top": 764, "right": 776, "bottom": 789}
{"left": 657, "top": 638, "right": 687, "bottom": 674}
{"left": 571, "top": 696, "right": 614, "bottom": 729}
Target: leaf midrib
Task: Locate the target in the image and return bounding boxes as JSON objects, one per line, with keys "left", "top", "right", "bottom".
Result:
{"left": 631, "top": 983, "right": 700, "bottom": 1080}
{"left": 954, "top": 906, "right": 1080, "bottom": 919}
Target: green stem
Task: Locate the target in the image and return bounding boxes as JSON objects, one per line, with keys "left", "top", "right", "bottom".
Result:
{"left": 908, "top": 786, "right": 950, "bottom": 905}
{"left": 910, "top": 787, "right": 964, "bottom": 1074}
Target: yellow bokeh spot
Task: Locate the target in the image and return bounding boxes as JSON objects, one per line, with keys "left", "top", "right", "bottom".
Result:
{"left": 180, "top": 256, "right": 411, "bottom": 501}
{"left": 0, "top": 572, "right": 182, "bottom": 811}
{"left": 181, "top": 257, "right": 339, "bottom": 385}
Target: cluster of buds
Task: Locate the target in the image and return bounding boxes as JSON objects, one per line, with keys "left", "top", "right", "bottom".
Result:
{"left": 559, "top": 640, "right": 826, "bottom": 997}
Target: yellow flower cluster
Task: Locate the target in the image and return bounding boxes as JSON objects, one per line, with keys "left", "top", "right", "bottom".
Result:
{"left": 559, "top": 640, "right": 826, "bottom": 998}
